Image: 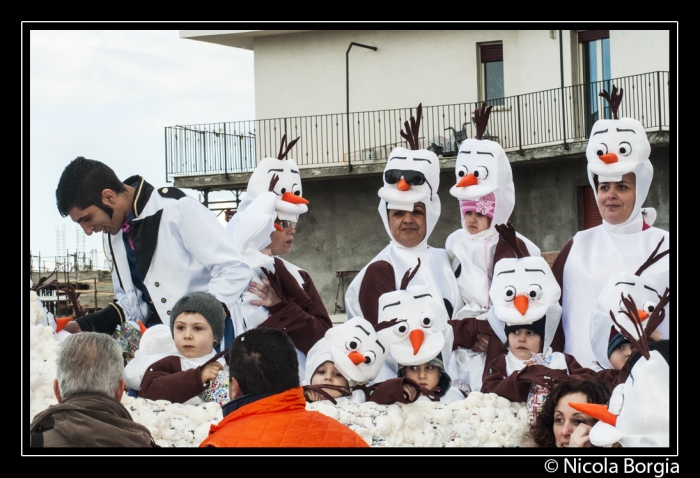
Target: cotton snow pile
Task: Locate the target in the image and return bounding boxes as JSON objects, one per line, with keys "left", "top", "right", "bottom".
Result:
{"left": 309, "top": 394, "right": 530, "bottom": 447}
{"left": 29, "top": 287, "right": 531, "bottom": 447}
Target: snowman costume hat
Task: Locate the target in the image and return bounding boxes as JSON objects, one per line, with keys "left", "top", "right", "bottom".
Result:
{"left": 445, "top": 102, "right": 540, "bottom": 321}
{"left": 590, "top": 238, "right": 670, "bottom": 369}
{"left": 304, "top": 316, "right": 390, "bottom": 387}
{"left": 586, "top": 86, "right": 656, "bottom": 232}
{"left": 560, "top": 85, "right": 670, "bottom": 369}
{"left": 486, "top": 224, "right": 562, "bottom": 355}
{"left": 449, "top": 102, "right": 515, "bottom": 237}
{"left": 571, "top": 299, "right": 670, "bottom": 447}
{"left": 345, "top": 104, "right": 462, "bottom": 323}
{"left": 376, "top": 259, "right": 454, "bottom": 375}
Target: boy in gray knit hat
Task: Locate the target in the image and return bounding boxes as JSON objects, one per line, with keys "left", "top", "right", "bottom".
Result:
{"left": 169, "top": 291, "right": 226, "bottom": 347}
{"left": 139, "top": 291, "right": 230, "bottom": 405}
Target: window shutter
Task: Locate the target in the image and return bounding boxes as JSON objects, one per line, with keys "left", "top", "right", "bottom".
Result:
{"left": 578, "top": 30, "right": 610, "bottom": 43}
{"left": 583, "top": 185, "right": 603, "bottom": 229}
{"left": 480, "top": 44, "right": 503, "bottom": 63}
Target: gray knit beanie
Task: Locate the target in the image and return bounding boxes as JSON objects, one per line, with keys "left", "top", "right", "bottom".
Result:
{"left": 169, "top": 291, "right": 225, "bottom": 345}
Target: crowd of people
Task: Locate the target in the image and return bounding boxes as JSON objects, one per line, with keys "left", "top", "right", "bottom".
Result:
{"left": 30, "top": 88, "right": 671, "bottom": 449}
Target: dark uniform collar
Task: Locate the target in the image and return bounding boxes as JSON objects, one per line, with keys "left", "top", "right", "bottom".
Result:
{"left": 123, "top": 175, "right": 155, "bottom": 218}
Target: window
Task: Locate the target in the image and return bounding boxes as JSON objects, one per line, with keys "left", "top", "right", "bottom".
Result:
{"left": 578, "top": 30, "right": 611, "bottom": 133}
{"left": 480, "top": 43, "right": 504, "bottom": 106}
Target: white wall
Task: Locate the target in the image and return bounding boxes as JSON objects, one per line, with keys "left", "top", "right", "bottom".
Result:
{"left": 253, "top": 30, "right": 569, "bottom": 120}
{"left": 184, "top": 29, "right": 670, "bottom": 121}
{"left": 610, "top": 30, "right": 670, "bottom": 78}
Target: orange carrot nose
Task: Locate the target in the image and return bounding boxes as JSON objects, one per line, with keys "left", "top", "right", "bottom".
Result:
{"left": 348, "top": 351, "right": 366, "bottom": 365}
{"left": 274, "top": 222, "right": 283, "bottom": 232}
{"left": 281, "top": 191, "right": 309, "bottom": 205}
{"left": 55, "top": 317, "right": 73, "bottom": 332}
{"left": 599, "top": 153, "right": 618, "bottom": 164}
{"left": 569, "top": 402, "right": 618, "bottom": 426}
{"left": 138, "top": 320, "right": 147, "bottom": 335}
{"left": 456, "top": 173, "right": 478, "bottom": 188}
{"left": 397, "top": 178, "right": 411, "bottom": 191}
{"left": 514, "top": 295, "right": 529, "bottom": 315}
{"left": 636, "top": 310, "right": 649, "bottom": 322}
{"left": 410, "top": 329, "right": 425, "bottom": 355}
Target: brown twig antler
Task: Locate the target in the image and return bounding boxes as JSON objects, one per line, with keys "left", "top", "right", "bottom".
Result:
{"left": 599, "top": 85, "right": 624, "bottom": 120}
{"left": 400, "top": 104, "right": 423, "bottom": 150}
{"left": 474, "top": 102, "right": 493, "bottom": 140}
{"left": 610, "top": 293, "right": 650, "bottom": 361}
{"left": 635, "top": 237, "right": 669, "bottom": 276}
{"left": 494, "top": 222, "right": 527, "bottom": 259}
{"left": 60, "top": 284, "right": 85, "bottom": 318}
{"left": 276, "top": 134, "right": 301, "bottom": 160}
{"left": 400, "top": 258, "right": 421, "bottom": 290}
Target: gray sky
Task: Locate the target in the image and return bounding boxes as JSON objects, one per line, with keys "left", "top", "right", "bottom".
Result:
{"left": 27, "top": 30, "right": 255, "bottom": 269}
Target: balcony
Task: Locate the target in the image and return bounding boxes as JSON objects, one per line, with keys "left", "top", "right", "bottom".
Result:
{"left": 165, "top": 71, "right": 670, "bottom": 193}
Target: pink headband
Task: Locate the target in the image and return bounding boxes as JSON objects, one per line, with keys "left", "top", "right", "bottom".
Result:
{"left": 460, "top": 193, "right": 496, "bottom": 220}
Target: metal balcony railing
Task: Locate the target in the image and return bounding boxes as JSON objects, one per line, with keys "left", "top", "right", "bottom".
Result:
{"left": 164, "top": 71, "right": 670, "bottom": 181}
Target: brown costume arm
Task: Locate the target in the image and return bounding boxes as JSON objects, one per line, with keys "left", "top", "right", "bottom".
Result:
{"left": 358, "top": 260, "right": 397, "bottom": 326}
{"left": 449, "top": 318, "right": 499, "bottom": 350}
{"left": 367, "top": 377, "right": 421, "bottom": 405}
{"left": 563, "top": 354, "right": 602, "bottom": 383}
{"left": 595, "top": 367, "right": 629, "bottom": 393}
{"left": 481, "top": 355, "right": 531, "bottom": 403}
{"left": 260, "top": 260, "right": 333, "bottom": 355}
{"left": 549, "top": 238, "right": 574, "bottom": 352}
{"left": 517, "top": 364, "right": 570, "bottom": 390}
{"left": 139, "top": 356, "right": 207, "bottom": 404}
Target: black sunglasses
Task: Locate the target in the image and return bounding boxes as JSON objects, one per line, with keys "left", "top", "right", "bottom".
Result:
{"left": 384, "top": 170, "right": 427, "bottom": 186}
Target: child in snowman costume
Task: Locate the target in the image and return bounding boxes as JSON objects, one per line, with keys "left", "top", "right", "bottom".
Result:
{"left": 444, "top": 102, "right": 541, "bottom": 394}
{"left": 226, "top": 135, "right": 333, "bottom": 381}
{"left": 368, "top": 260, "right": 464, "bottom": 404}
{"left": 137, "top": 291, "right": 230, "bottom": 406}
{"left": 588, "top": 237, "right": 669, "bottom": 390}
{"left": 345, "top": 104, "right": 462, "bottom": 327}
{"left": 481, "top": 224, "right": 597, "bottom": 414}
{"left": 303, "top": 317, "right": 391, "bottom": 404}
{"left": 570, "top": 295, "right": 671, "bottom": 448}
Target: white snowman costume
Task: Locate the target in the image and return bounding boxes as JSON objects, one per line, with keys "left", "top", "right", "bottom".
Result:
{"left": 555, "top": 86, "right": 670, "bottom": 370}
{"left": 303, "top": 317, "right": 390, "bottom": 404}
{"left": 444, "top": 102, "right": 540, "bottom": 392}
{"left": 375, "top": 272, "right": 463, "bottom": 404}
{"left": 589, "top": 238, "right": 670, "bottom": 370}
{"left": 345, "top": 105, "right": 462, "bottom": 328}
{"left": 225, "top": 135, "right": 332, "bottom": 381}
{"left": 571, "top": 306, "right": 670, "bottom": 448}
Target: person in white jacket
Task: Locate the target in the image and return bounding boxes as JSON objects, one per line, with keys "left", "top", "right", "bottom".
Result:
{"left": 55, "top": 157, "right": 253, "bottom": 350}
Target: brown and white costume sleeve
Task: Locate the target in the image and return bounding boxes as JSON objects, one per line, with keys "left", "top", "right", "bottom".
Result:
{"left": 260, "top": 258, "right": 333, "bottom": 355}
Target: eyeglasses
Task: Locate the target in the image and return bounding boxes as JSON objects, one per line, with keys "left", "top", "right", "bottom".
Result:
{"left": 384, "top": 169, "right": 427, "bottom": 186}
{"left": 275, "top": 219, "right": 297, "bottom": 231}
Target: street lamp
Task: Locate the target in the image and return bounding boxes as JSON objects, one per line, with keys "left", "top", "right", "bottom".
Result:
{"left": 346, "top": 42, "right": 377, "bottom": 172}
